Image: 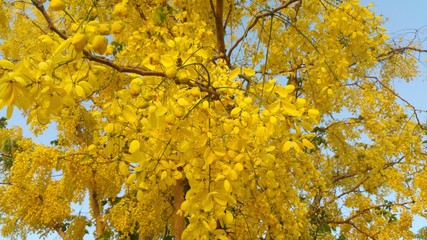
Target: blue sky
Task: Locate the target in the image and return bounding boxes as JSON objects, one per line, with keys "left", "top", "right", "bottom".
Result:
{"left": 1, "top": 0, "right": 427, "bottom": 239}
{"left": 361, "top": 0, "right": 427, "bottom": 234}
{"left": 365, "top": 0, "right": 427, "bottom": 113}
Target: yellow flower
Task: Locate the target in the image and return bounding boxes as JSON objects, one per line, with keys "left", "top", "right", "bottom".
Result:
{"left": 48, "top": 0, "right": 65, "bottom": 11}
{"left": 92, "top": 35, "right": 108, "bottom": 54}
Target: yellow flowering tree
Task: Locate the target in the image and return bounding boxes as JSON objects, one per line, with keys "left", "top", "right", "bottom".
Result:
{"left": 0, "top": 0, "right": 427, "bottom": 239}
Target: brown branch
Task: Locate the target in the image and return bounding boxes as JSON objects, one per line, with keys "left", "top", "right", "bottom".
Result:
{"left": 366, "top": 75, "right": 425, "bottom": 131}
{"left": 17, "top": 12, "right": 47, "bottom": 34}
{"left": 31, "top": 0, "right": 226, "bottom": 99}
{"left": 173, "top": 179, "right": 185, "bottom": 240}
{"left": 331, "top": 157, "right": 405, "bottom": 184}
{"left": 331, "top": 172, "right": 358, "bottom": 183}
{"left": 348, "top": 221, "right": 377, "bottom": 239}
{"left": 185, "top": 81, "right": 221, "bottom": 100}
{"left": 377, "top": 46, "right": 427, "bottom": 60}
{"left": 346, "top": 201, "right": 413, "bottom": 224}
{"left": 89, "top": 189, "right": 104, "bottom": 238}
{"left": 326, "top": 201, "right": 414, "bottom": 228}
{"left": 214, "top": 0, "right": 226, "bottom": 58}
{"left": 135, "top": 3, "right": 147, "bottom": 21}
{"left": 31, "top": 0, "right": 67, "bottom": 39}
{"left": 54, "top": 223, "right": 66, "bottom": 239}
{"left": 332, "top": 175, "right": 370, "bottom": 205}
{"left": 348, "top": 46, "right": 427, "bottom": 69}
{"left": 326, "top": 200, "right": 413, "bottom": 239}
{"left": 223, "top": 1, "right": 233, "bottom": 32}
{"left": 331, "top": 165, "right": 374, "bottom": 184}
{"left": 292, "top": 0, "right": 302, "bottom": 20}
{"left": 82, "top": 52, "right": 165, "bottom": 76}
{"left": 227, "top": 0, "right": 299, "bottom": 60}
{"left": 307, "top": 188, "right": 323, "bottom": 217}
{"left": 0, "top": 153, "right": 13, "bottom": 158}
{"left": 31, "top": 0, "right": 166, "bottom": 77}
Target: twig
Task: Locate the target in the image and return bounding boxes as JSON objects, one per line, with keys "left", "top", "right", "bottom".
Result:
{"left": 82, "top": 52, "right": 165, "bottom": 76}
{"left": 377, "top": 46, "right": 427, "bottom": 60}
{"left": 331, "top": 157, "right": 405, "bottom": 183}
{"left": 326, "top": 200, "right": 413, "bottom": 239}
{"left": 31, "top": 0, "right": 67, "bottom": 39}
{"left": 365, "top": 75, "right": 425, "bottom": 131}
{"left": 227, "top": 0, "right": 299, "bottom": 60}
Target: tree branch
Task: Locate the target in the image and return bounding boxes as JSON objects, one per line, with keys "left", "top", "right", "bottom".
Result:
{"left": 330, "top": 158, "right": 403, "bottom": 183}
{"left": 82, "top": 52, "right": 165, "bottom": 77}
{"left": 227, "top": 0, "right": 299, "bottom": 60}
{"left": 31, "top": 0, "right": 165, "bottom": 76}
{"left": 326, "top": 200, "right": 414, "bottom": 239}
{"left": 31, "top": 0, "right": 224, "bottom": 99}
{"left": 31, "top": 0, "right": 67, "bottom": 39}
{"left": 54, "top": 223, "right": 66, "bottom": 239}
{"left": 89, "top": 189, "right": 104, "bottom": 238}
{"left": 347, "top": 201, "right": 412, "bottom": 224}
{"left": 214, "top": 0, "right": 227, "bottom": 61}
{"left": 365, "top": 75, "right": 425, "bottom": 131}
{"left": 377, "top": 46, "right": 427, "bottom": 60}
{"left": 348, "top": 221, "right": 377, "bottom": 239}
{"left": 173, "top": 179, "right": 185, "bottom": 240}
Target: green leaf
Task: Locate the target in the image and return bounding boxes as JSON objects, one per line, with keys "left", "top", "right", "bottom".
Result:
{"left": 317, "top": 222, "right": 331, "bottom": 234}
{"left": 111, "top": 41, "right": 124, "bottom": 56}
{"left": 337, "top": 234, "right": 347, "bottom": 240}
{"left": 96, "top": 230, "right": 111, "bottom": 240}
{"left": 0, "top": 117, "right": 7, "bottom": 128}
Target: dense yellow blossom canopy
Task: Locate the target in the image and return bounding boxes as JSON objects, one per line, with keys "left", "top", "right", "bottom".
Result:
{"left": 0, "top": 0, "right": 427, "bottom": 239}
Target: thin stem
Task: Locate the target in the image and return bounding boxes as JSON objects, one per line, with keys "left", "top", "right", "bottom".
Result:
{"left": 227, "top": 0, "right": 299, "bottom": 60}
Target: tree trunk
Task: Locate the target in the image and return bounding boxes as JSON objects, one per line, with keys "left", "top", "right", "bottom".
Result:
{"left": 173, "top": 179, "right": 185, "bottom": 240}
{"left": 89, "top": 189, "right": 104, "bottom": 238}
